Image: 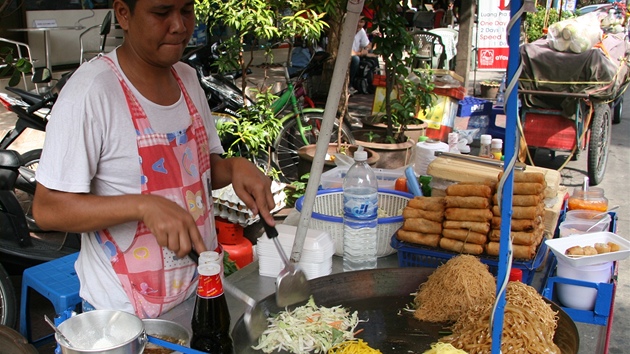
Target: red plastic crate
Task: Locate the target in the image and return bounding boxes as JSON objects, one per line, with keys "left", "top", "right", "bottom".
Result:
{"left": 522, "top": 112, "right": 577, "bottom": 151}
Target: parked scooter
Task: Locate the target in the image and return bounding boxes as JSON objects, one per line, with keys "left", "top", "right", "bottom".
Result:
{"left": 0, "top": 149, "right": 80, "bottom": 328}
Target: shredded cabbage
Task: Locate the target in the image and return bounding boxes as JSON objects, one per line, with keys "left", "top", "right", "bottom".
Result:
{"left": 252, "top": 296, "right": 361, "bottom": 354}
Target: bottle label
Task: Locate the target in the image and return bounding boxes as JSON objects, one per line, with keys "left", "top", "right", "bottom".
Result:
{"left": 343, "top": 190, "right": 378, "bottom": 220}
{"left": 197, "top": 274, "right": 223, "bottom": 298}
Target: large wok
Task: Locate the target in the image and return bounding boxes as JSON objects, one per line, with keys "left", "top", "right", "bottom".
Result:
{"left": 232, "top": 267, "right": 579, "bottom": 354}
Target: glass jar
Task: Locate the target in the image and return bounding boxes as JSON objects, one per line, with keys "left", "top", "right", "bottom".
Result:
{"left": 568, "top": 187, "right": 608, "bottom": 212}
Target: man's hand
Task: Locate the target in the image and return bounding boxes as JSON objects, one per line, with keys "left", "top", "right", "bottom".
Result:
{"left": 229, "top": 159, "right": 276, "bottom": 226}
{"left": 138, "top": 195, "right": 207, "bottom": 258}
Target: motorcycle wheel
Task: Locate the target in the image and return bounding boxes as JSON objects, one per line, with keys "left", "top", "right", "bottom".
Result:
{"left": 14, "top": 149, "right": 42, "bottom": 232}
{"left": 0, "top": 263, "right": 17, "bottom": 328}
{"left": 272, "top": 112, "right": 355, "bottom": 182}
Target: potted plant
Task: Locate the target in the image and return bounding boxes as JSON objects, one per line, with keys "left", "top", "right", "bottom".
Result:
{"left": 480, "top": 80, "right": 500, "bottom": 99}
{"left": 353, "top": 0, "right": 436, "bottom": 169}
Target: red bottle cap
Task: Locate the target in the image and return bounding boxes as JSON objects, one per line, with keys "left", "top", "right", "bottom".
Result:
{"left": 509, "top": 268, "right": 523, "bottom": 282}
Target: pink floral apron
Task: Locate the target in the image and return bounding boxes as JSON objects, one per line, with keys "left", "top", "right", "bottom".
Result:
{"left": 97, "top": 56, "right": 217, "bottom": 318}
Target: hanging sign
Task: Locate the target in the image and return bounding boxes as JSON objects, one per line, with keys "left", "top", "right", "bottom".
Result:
{"left": 477, "top": 0, "right": 510, "bottom": 70}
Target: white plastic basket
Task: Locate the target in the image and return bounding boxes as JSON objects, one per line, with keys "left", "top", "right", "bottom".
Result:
{"left": 296, "top": 188, "right": 413, "bottom": 257}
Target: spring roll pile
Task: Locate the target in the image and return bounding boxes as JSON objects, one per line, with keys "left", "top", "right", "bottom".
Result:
{"left": 439, "top": 183, "right": 495, "bottom": 255}
{"left": 398, "top": 196, "right": 446, "bottom": 247}
{"left": 487, "top": 171, "right": 546, "bottom": 259}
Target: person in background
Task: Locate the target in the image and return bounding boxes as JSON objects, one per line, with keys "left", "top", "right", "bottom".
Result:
{"left": 288, "top": 37, "right": 312, "bottom": 76}
{"left": 350, "top": 16, "right": 372, "bottom": 95}
{"left": 432, "top": 0, "right": 447, "bottom": 28}
{"left": 32, "top": 0, "right": 276, "bottom": 318}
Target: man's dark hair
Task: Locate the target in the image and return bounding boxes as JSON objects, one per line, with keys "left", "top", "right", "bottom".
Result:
{"left": 122, "top": 0, "right": 137, "bottom": 13}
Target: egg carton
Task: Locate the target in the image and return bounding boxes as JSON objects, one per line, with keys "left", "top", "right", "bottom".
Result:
{"left": 212, "top": 180, "right": 286, "bottom": 227}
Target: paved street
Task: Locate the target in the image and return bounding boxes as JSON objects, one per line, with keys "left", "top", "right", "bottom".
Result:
{"left": 1, "top": 65, "right": 629, "bottom": 353}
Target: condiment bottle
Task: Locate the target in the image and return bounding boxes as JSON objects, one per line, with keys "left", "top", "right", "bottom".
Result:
{"left": 479, "top": 134, "right": 492, "bottom": 158}
{"left": 568, "top": 187, "right": 608, "bottom": 212}
{"left": 191, "top": 263, "right": 234, "bottom": 354}
{"left": 491, "top": 138, "right": 503, "bottom": 160}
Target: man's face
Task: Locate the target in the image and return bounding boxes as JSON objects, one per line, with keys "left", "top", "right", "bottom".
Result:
{"left": 358, "top": 18, "right": 366, "bottom": 31}
{"left": 117, "top": 0, "right": 195, "bottom": 67}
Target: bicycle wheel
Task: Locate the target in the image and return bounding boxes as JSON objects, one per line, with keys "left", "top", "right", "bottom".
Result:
{"left": 273, "top": 111, "right": 355, "bottom": 181}
{"left": 587, "top": 103, "right": 612, "bottom": 186}
{"left": 15, "top": 149, "right": 42, "bottom": 232}
{"left": 0, "top": 263, "right": 17, "bottom": 328}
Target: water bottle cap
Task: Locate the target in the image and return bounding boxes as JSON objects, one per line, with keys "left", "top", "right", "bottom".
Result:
{"left": 480, "top": 134, "right": 492, "bottom": 144}
{"left": 491, "top": 138, "right": 503, "bottom": 148}
{"left": 354, "top": 149, "right": 368, "bottom": 161}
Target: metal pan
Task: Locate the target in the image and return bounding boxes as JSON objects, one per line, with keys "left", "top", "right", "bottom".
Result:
{"left": 232, "top": 267, "right": 579, "bottom": 354}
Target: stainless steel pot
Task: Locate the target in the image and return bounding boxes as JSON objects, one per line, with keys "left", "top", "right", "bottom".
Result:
{"left": 56, "top": 310, "right": 147, "bottom": 354}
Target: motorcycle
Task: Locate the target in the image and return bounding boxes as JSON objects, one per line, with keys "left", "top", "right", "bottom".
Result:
{"left": 0, "top": 70, "right": 80, "bottom": 328}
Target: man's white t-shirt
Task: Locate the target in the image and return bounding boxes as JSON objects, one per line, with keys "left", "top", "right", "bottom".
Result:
{"left": 353, "top": 28, "right": 370, "bottom": 53}
{"left": 36, "top": 49, "right": 224, "bottom": 313}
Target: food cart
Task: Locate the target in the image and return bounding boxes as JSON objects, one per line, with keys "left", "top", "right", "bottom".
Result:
{"left": 518, "top": 32, "right": 630, "bottom": 185}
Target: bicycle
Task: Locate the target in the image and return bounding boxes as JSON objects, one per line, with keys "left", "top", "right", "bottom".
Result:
{"left": 268, "top": 51, "right": 355, "bottom": 181}
{"left": 185, "top": 46, "right": 355, "bottom": 181}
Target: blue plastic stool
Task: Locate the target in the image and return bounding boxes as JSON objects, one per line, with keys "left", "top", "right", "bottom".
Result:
{"left": 19, "top": 252, "right": 81, "bottom": 346}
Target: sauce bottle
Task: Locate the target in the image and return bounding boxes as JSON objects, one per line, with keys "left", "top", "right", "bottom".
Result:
{"left": 191, "top": 263, "right": 234, "bottom": 354}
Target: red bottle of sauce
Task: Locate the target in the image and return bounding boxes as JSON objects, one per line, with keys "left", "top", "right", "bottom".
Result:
{"left": 190, "top": 263, "right": 234, "bottom": 354}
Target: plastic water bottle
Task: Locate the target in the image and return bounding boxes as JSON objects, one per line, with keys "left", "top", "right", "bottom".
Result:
{"left": 342, "top": 147, "right": 378, "bottom": 271}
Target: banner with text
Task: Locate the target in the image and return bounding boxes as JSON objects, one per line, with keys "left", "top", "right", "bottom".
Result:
{"left": 477, "top": 0, "right": 510, "bottom": 70}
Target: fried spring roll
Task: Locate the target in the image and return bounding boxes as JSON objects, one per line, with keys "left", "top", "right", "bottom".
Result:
{"left": 498, "top": 171, "right": 546, "bottom": 184}
{"left": 441, "top": 229, "right": 488, "bottom": 245}
{"left": 491, "top": 216, "right": 542, "bottom": 231}
{"left": 445, "top": 208, "right": 494, "bottom": 222}
{"left": 492, "top": 194, "right": 543, "bottom": 207}
{"left": 446, "top": 184, "right": 492, "bottom": 198}
{"left": 442, "top": 220, "right": 491, "bottom": 234}
{"left": 439, "top": 237, "right": 484, "bottom": 255}
{"left": 444, "top": 196, "right": 491, "bottom": 209}
{"left": 402, "top": 207, "right": 444, "bottom": 222}
{"left": 489, "top": 229, "right": 544, "bottom": 246}
{"left": 512, "top": 182, "right": 545, "bottom": 196}
{"left": 402, "top": 218, "right": 443, "bottom": 234}
{"left": 492, "top": 205, "right": 543, "bottom": 219}
{"left": 407, "top": 196, "right": 445, "bottom": 211}
{"left": 396, "top": 230, "right": 441, "bottom": 247}
{"left": 486, "top": 241, "right": 537, "bottom": 260}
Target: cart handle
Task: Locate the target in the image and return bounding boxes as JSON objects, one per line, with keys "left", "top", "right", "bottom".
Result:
{"left": 519, "top": 89, "right": 590, "bottom": 99}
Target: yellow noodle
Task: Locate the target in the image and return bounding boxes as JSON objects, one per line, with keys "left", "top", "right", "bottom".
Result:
{"left": 414, "top": 255, "right": 496, "bottom": 322}
{"left": 423, "top": 342, "right": 468, "bottom": 353}
{"left": 441, "top": 282, "right": 560, "bottom": 354}
{"left": 327, "top": 340, "right": 382, "bottom": 354}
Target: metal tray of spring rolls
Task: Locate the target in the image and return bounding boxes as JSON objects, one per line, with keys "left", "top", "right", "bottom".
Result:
{"left": 232, "top": 267, "right": 578, "bottom": 354}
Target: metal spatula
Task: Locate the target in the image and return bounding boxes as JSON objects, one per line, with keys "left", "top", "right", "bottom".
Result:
{"left": 221, "top": 280, "right": 269, "bottom": 341}
{"left": 261, "top": 220, "right": 311, "bottom": 308}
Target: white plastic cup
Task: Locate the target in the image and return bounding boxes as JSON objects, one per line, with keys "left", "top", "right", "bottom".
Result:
{"left": 556, "top": 260, "right": 612, "bottom": 311}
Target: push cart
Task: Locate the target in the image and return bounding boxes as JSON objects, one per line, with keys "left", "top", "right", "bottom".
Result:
{"left": 518, "top": 32, "right": 630, "bottom": 186}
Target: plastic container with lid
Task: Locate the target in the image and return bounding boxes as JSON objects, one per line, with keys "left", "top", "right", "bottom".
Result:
{"left": 556, "top": 260, "right": 612, "bottom": 310}
{"left": 491, "top": 138, "right": 503, "bottom": 160}
{"left": 558, "top": 219, "right": 610, "bottom": 238}
{"left": 479, "top": 134, "right": 492, "bottom": 158}
{"left": 568, "top": 187, "right": 608, "bottom": 212}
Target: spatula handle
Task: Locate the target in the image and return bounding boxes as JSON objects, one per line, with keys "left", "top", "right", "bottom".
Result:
{"left": 261, "top": 219, "right": 278, "bottom": 239}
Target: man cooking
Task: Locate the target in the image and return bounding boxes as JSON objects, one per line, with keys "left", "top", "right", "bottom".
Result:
{"left": 32, "top": 0, "right": 276, "bottom": 318}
